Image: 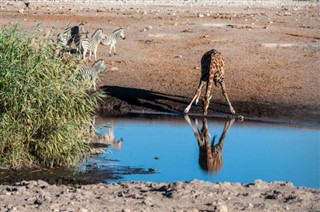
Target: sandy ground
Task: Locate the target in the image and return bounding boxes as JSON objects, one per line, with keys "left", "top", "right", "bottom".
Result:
{"left": 0, "top": 1, "right": 319, "bottom": 211}
{"left": 1, "top": 0, "right": 320, "bottom": 124}
{"left": 0, "top": 179, "right": 319, "bottom": 212}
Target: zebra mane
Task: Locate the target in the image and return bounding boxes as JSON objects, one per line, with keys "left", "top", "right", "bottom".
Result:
{"left": 91, "top": 28, "right": 103, "bottom": 37}
{"left": 112, "top": 28, "right": 123, "bottom": 34}
{"left": 92, "top": 59, "right": 105, "bottom": 67}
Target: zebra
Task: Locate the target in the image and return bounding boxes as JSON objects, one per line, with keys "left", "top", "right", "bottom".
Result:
{"left": 81, "top": 28, "right": 105, "bottom": 61}
{"left": 81, "top": 59, "right": 106, "bottom": 91}
{"left": 56, "top": 23, "right": 87, "bottom": 55}
{"left": 73, "top": 23, "right": 89, "bottom": 55}
{"left": 56, "top": 25, "right": 73, "bottom": 55}
{"left": 101, "top": 28, "right": 126, "bottom": 57}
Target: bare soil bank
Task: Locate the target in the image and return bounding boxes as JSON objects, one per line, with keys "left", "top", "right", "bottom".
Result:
{"left": 1, "top": 1, "right": 320, "bottom": 125}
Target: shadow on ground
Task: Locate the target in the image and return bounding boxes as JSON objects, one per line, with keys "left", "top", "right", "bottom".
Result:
{"left": 100, "top": 85, "right": 191, "bottom": 114}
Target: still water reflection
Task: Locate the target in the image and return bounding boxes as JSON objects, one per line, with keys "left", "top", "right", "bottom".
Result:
{"left": 84, "top": 115, "right": 320, "bottom": 188}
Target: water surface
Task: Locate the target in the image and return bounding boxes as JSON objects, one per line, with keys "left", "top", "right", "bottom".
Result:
{"left": 83, "top": 115, "right": 320, "bottom": 188}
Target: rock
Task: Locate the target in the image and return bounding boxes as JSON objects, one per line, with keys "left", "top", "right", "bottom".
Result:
{"left": 198, "top": 13, "right": 204, "bottom": 18}
{"left": 215, "top": 204, "right": 228, "bottom": 212}
{"left": 37, "top": 180, "right": 49, "bottom": 189}
{"left": 110, "top": 67, "right": 119, "bottom": 72}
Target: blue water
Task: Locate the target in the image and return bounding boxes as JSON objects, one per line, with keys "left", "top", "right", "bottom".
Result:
{"left": 85, "top": 116, "right": 320, "bottom": 188}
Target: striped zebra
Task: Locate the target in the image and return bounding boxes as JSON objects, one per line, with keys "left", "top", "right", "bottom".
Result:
{"left": 73, "top": 23, "right": 89, "bottom": 55}
{"left": 56, "top": 23, "right": 86, "bottom": 55}
{"left": 56, "top": 25, "right": 73, "bottom": 54}
{"left": 81, "top": 28, "right": 105, "bottom": 61}
{"left": 101, "top": 28, "right": 126, "bottom": 57}
{"left": 81, "top": 59, "right": 106, "bottom": 91}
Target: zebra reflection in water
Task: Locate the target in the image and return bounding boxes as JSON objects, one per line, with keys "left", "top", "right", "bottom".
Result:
{"left": 184, "top": 115, "right": 235, "bottom": 173}
{"left": 91, "top": 120, "right": 123, "bottom": 150}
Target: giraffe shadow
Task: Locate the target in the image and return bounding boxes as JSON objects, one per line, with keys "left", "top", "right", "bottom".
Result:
{"left": 100, "top": 85, "right": 189, "bottom": 113}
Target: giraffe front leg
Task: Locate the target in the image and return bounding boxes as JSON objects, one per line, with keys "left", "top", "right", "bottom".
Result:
{"left": 184, "top": 81, "right": 205, "bottom": 114}
{"left": 203, "top": 88, "right": 212, "bottom": 116}
{"left": 220, "top": 82, "right": 236, "bottom": 115}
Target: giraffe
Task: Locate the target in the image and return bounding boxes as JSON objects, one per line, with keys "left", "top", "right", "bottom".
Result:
{"left": 184, "top": 49, "right": 236, "bottom": 116}
{"left": 184, "top": 115, "right": 235, "bottom": 173}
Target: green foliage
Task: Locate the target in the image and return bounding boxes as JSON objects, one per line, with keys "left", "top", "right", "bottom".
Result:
{"left": 0, "top": 24, "right": 102, "bottom": 168}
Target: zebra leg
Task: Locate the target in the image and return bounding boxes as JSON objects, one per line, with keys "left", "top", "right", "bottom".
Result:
{"left": 82, "top": 49, "right": 87, "bottom": 61}
{"left": 113, "top": 45, "right": 117, "bottom": 55}
{"left": 88, "top": 50, "right": 92, "bottom": 62}
{"left": 94, "top": 49, "right": 97, "bottom": 61}
{"left": 108, "top": 46, "right": 112, "bottom": 57}
{"left": 184, "top": 81, "right": 205, "bottom": 114}
{"left": 93, "top": 79, "right": 97, "bottom": 91}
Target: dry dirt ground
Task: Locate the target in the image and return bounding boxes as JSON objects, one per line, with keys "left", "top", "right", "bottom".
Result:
{"left": 0, "top": 1, "right": 319, "bottom": 211}
{"left": 0, "top": 179, "right": 319, "bottom": 212}
{"left": 1, "top": 1, "right": 320, "bottom": 124}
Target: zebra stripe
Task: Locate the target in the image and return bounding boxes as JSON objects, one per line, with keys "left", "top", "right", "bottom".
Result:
{"left": 74, "top": 24, "right": 89, "bottom": 55}
{"left": 56, "top": 29, "right": 72, "bottom": 55}
{"left": 81, "top": 59, "right": 106, "bottom": 91}
{"left": 81, "top": 28, "right": 105, "bottom": 61}
{"left": 101, "top": 28, "right": 125, "bottom": 56}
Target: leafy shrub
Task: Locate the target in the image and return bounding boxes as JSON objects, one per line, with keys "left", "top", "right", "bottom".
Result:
{"left": 0, "top": 24, "right": 102, "bottom": 168}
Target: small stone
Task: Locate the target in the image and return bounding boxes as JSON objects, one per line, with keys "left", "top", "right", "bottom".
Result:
{"left": 110, "top": 67, "right": 119, "bottom": 72}
{"left": 216, "top": 205, "right": 228, "bottom": 212}
{"left": 175, "top": 55, "right": 182, "bottom": 58}
{"left": 198, "top": 13, "right": 204, "bottom": 18}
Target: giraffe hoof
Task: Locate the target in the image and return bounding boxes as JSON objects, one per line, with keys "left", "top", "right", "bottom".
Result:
{"left": 237, "top": 115, "right": 244, "bottom": 121}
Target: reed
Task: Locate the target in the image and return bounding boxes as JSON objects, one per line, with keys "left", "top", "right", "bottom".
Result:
{"left": 0, "top": 24, "right": 103, "bottom": 168}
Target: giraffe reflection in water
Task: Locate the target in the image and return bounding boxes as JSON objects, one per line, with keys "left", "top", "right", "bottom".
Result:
{"left": 185, "top": 115, "right": 235, "bottom": 173}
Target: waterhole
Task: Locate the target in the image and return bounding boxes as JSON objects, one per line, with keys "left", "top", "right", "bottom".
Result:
{"left": 81, "top": 115, "right": 320, "bottom": 188}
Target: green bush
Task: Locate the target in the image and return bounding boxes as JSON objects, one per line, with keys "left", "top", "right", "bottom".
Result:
{"left": 0, "top": 24, "right": 102, "bottom": 168}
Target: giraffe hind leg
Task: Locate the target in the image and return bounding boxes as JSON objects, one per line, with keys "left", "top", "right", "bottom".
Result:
{"left": 184, "top": 81, "right": 205, "bottom": 114}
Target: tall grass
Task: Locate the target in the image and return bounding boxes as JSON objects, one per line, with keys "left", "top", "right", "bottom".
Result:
{"left": 0, "top": 24, "right": 102, "bottom": 168}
